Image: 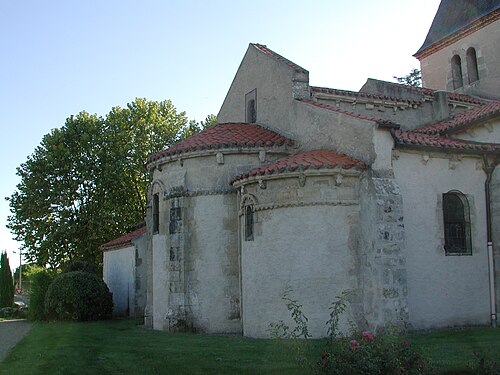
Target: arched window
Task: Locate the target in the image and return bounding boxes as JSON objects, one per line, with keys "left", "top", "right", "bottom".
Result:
{"left": 451, "top": 55, "right": 463, "bottom": 89}
{"left": 442, "top": 191, "right": 471, "bottom": 255}
{"left": 466, "top": 47, "right": 479, "bottom": 83}
{"left": 245, "top": 205, "right": 254, "bottom": 241}
{"left": 152, "top": 193, "right": 159, "bottom": 234}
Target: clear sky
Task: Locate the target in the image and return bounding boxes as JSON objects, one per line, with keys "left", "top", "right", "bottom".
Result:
{"left": 0, "top": 0, "right": 441, "bottom": 270}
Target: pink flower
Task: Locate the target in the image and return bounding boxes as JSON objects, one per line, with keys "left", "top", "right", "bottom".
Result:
{"left": 349, "top": 339, "right": 361, "bottom": 350}
{"left": 362, "top": 331, "right": 374, "bottom": 342}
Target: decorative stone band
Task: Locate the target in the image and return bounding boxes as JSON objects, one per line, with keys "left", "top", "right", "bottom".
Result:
{"left": 163, "top": 188, "right": 236, "bottom": 200}
{"left": 238, "top": 199, "right": 359, "bottom": 216}
{"left": 148, "top": 147, "right": 292, "bottom": 171}
{"left": 232, "top": 168, "right": 363, "bottom": 189}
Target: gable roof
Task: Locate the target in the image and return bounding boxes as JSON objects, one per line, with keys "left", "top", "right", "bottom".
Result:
{"left": 414, "top": 100, "right": 500, "bottom": 135}
{"left": 102, "top": 226, "right": 146, "bottom": 251}
{"left": 415, "top": 0, "right": 500, "bottom": 58}
{"left": 147, "top": 123, "right": 295, "bottom": 164}
{"left": 252, "top": 43, "right": 308, "bottom": 74}
{"left": 230, "top": 149, "right": 365, "bottom": 185}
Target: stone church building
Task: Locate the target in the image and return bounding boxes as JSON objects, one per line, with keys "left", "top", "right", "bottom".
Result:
{"left": 103, "top": 0, "right": 500, "bottom": 337}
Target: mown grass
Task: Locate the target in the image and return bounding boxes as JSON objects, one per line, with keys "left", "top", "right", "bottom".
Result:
{"left": 0, "top": 319, "right": 498, "bottom": 375}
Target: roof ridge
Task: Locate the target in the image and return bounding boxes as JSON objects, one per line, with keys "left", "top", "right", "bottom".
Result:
{"left": 102, "top": 226, "right": 147, "bottom": 250}
{"left": 311, "top": 85, "right": 424, "bottom": 105}
{"left": 251, "top": 43, "right": 308, "bottom": 74}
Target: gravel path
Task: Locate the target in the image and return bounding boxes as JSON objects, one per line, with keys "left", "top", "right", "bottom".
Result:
{"left": 0, "top": 320, "right": 32, "bottom": 362}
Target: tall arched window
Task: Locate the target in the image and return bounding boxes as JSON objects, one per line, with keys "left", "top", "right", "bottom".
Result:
{"left": 247, "top": 99, "right": 256, "bottom": 123}
{"left": 451, "top": 55, "right": 463, "bottom": 89}
{"left": 245, "top": 205, "right": 254, "bottom": 241}
{"left": 466, "top": 47, "right": 479, "bottom": 83}
{"left": 442, "top": 191, "right": 471, "bottom": 255}
{"left": 152, "top": 193, "right": 159, "bottom": 234}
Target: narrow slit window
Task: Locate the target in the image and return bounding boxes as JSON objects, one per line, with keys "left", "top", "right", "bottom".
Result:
{"left": 451, "top": 55, "right": 463, "bottom": 89}
{"left": 466, "top": 47, "right": 479, "bottom": 83}
{"left": 153, "top": 193, "right": 159, "bottom": 234}
{"left": 443, "top": 192, "right": 472, "bottom": 255}
{"left": 245, "top": 205, "right": 254, "bottom": 241}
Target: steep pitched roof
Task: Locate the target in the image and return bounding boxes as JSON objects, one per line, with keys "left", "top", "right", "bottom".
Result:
{"left": 230, "top": 149, "right": 365, "bottom": 185}
{"left": 414, "top": 100, "right": 500, "bottom": 135}
{"left": 102, "top": 226, "right": 146, "bottom": 251}
{"left": 251, "top": 43, "right": 308, "bottom": 74}
{"left": 148, "top": 123, "right": 295, "bottom": 164}
{"left": 415, "top": 0, "right": 500, "bottom": 58}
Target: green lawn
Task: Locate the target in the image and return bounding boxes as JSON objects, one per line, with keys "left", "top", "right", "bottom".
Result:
{"left": 0, "top": 319, "right": 498, "bottom": 375}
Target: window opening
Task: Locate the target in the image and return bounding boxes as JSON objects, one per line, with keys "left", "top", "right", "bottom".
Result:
{"left": 152, "top": 193, "right": 159, "bottom": 234}
{"left": 443, "top": 192, "right": 472, "bottom": 255}
{"left": 245, "top": 205, "right": 254, "bottom": 241}
{"left": 245, "top": 89, "right": 257, "bottom": 123}
{"left": 451, "top": 55, "right": 463, "bottom": 89}
{"left": 466, "top": 47, "right": 479, "bottom": 83}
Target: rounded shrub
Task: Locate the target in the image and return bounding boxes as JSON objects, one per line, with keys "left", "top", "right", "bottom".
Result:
{"left": 45, "top": 271, "right": 113, "bottom": 321}
{"left": 61, "top": 260, "right": 98, "bottom": 275}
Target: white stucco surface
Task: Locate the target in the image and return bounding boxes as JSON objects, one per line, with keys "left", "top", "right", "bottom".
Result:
{"left": 394, "top": 151, "right": 490, "bottom": 328}
{"left": 103, "top": 245, "right": 135, "bottom": 316}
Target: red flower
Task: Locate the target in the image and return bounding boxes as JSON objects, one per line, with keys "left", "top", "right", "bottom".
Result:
{"left": 401, "top": 341, "right": 409, "bottom": 348}
{"left": 322, "top": 360, "right": 329, "bottom": 367}
{"left": 362, "top": 331, "right": 374, "bottom": 342}
{"left": 321, "top": 353, "right": 329, "bottom": 359}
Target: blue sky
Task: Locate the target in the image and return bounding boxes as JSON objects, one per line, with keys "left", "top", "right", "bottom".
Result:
{"left": 0, "top": 0, "right": 441, "bottom": 269}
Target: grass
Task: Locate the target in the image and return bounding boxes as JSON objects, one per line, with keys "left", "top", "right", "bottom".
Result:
{"left": 0, "top": 319, "right": 498, "bottom": 375}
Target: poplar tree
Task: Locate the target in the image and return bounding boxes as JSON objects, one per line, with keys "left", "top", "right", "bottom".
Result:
{"left": 0, "top": 251, "right": 14, "bottom": 307}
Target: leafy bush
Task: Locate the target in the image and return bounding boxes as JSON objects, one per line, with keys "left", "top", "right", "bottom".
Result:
{"left": 270, "top": 290, "right": 433, "bottom": 375}
{"left": 27, "top": 267, "right": 56, "bottom": 321}
{"left": 61, "top": 260, "right": 98, "bottom": 275}
{"left": 45, "top": 271, "right": 113, "bottom": 321}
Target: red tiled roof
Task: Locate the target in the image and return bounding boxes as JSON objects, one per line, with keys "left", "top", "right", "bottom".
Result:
{"left": 230, "top": 149, "right": 365, "bottom": 185}
{"left": 393, "top": 130, "right": 500, "bottom": 153}
{"left": 148, "top": 123, "right": 295, "bottom": 164}
{"left": 297, "top": 99, "right": 399, "bottom": 128}
{"left": 414, "top": 101, "right": 500, "bottom": 135}
{"left": 252, "top": 44, "right": 308, "bottom": 74}
{"left": 102, "top": 226, "right": 146, "bottom": 251}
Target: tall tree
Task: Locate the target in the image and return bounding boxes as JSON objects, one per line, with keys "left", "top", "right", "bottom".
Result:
{"left": 0, "top": 251, "right": 14, "bottom": 307}
{"left": 7, "top": 98, "right": 189, "bottom": 268}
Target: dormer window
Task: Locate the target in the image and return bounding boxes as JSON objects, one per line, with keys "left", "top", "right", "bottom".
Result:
{"left": 451, "top": 55, "right": 463, "bottom": 89}
{"left": 245, "top": 89, "right": 257, "bottom": 123}
{"left": 466, "top": 47, "right": 479, "bottom": 83}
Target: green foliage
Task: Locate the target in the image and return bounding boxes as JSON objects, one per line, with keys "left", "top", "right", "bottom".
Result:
{"left": 45, "top": 271, "right": 113, "bottom": 321}
{"left": 270, "top": 290, "right": 433, "bottom": 375}
{"left": 183, "top": 114, "right": 218, "bottom": 138}
{"left": 394, "top": 68, "right": 422, "bottom": 87}
{"left": 61, "top": 260, "right": 98, "bottom": 275}
{"left": 467, "top": 351, "right": 499, "bottom": 374}
{"left": 0, "top": 251, "right": 14, "bottom": 308}
{"left": 6, "top": 98, "right": 190, "bottom": 268}
{"left": 27, "top": 267, "right": 56, "bottom": 321}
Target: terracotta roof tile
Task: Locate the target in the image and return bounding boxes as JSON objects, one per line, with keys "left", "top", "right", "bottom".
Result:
{"left": 393, "top": 130, "right": 500, "bottom": 153}
{"left": 252, "top": 44, "right": 308, "bottom": 74}
{"left": 148, "top": 123, "right": 295, "bottom": 164}
{"left": 297, "top": 99, "right": 400, "bottom": 128}
{"left": 415, "top": 101, "right": 500, "bottom": 135}
{"left": 230, "top": 149, "right": 365, "bottom": 185}
{"left": 102, "top": 226, "right": 146, "bottom": 251}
